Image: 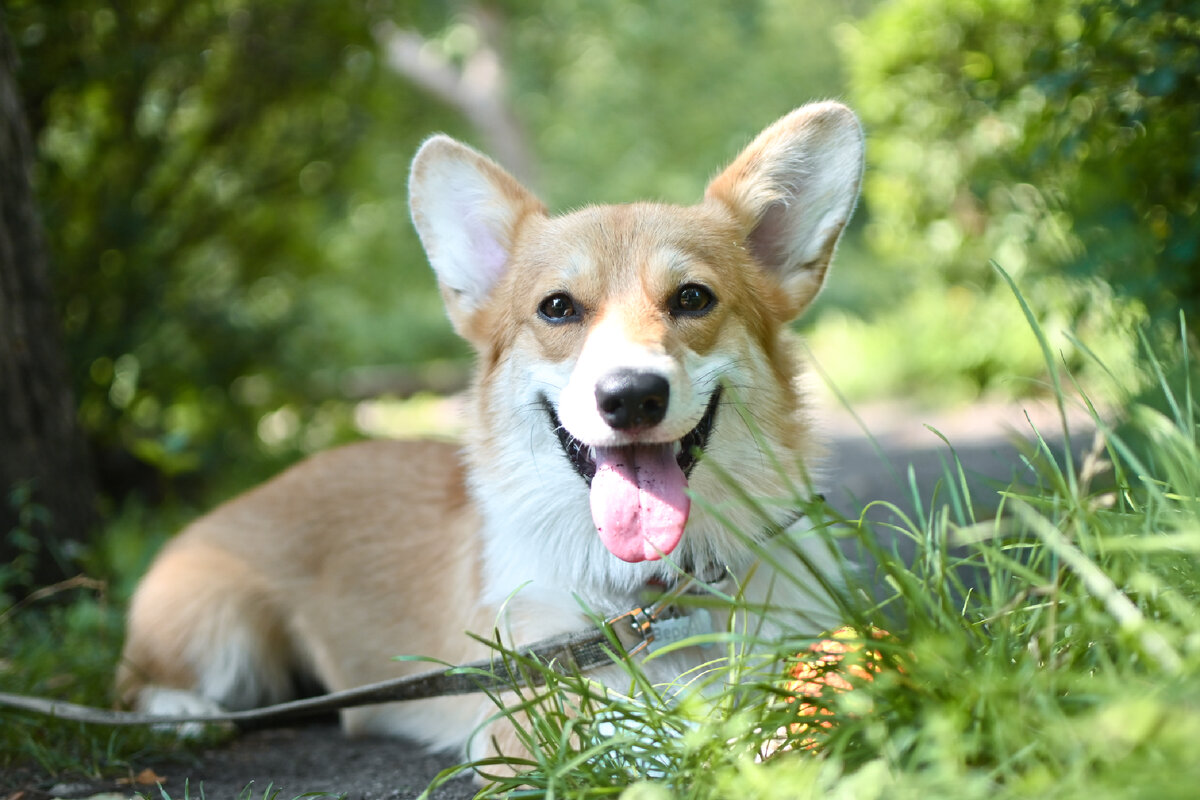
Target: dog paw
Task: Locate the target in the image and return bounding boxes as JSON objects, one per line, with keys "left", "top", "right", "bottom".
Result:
{"left": 138, "top": 686, "right": 235, "bottom": 738}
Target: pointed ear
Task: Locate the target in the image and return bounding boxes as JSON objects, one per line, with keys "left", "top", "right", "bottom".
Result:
{"left": 408, "top": 135, "right": 546, "bottom": 336}
{"left": 705, "top": 102, "right": 864, "bottom": 318}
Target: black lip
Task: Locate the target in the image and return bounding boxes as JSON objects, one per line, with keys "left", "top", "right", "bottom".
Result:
{"left": 543, "top": 387, "right": 722, "bottom": 485}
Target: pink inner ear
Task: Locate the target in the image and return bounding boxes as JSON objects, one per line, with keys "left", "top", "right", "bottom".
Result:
{"left": 747, "top": 200, "right": 795, "bottom": 274}
{"left": 467, "top": 219, "right": 508, "bottom": 289}
{"left": 452, "top": 191, "right": 510, "bottom": 296}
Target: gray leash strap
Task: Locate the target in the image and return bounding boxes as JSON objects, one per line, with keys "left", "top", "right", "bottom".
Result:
{"left": 0, "top": 568, "right": 733, "bottom": 728}
{"left": 0, "top": 623, "right": 622, "bottom": 728}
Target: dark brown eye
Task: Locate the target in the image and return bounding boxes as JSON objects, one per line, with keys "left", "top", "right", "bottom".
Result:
{"left": 538, "top": 292, "right": 579, "bottom": 322}
{"left": 672, "top": 284, "right": 715, "bottom": 317}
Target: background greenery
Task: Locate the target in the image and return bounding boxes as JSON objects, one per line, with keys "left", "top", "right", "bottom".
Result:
{"left": 829, "top": 0, "right": 1197, "bottom": 400}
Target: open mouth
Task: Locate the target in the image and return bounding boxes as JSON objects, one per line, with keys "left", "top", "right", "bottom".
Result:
{"left": 543, "top": 386, "right": 722, "bottom": 485}
{"left": 544, "top": 386, "right": 722, "bottom": 563}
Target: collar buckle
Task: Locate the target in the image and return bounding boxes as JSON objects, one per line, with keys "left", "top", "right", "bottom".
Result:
{"left": 606, "top": 606, "right": 657, "bottom": 657}
{"left": 604, "top": 574, "right": 717, "bottom": 659}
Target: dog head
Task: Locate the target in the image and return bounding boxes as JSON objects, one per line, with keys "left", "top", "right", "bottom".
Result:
{"left": 408, "top": 102, "right": 863, "bottom": 576}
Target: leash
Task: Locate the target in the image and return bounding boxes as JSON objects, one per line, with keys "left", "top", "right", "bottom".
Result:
{"left": 1, "top": 504, "right": 818, "bottom": 728}
{"left": 0, "top": 578, "right": 713, "bottom": 728}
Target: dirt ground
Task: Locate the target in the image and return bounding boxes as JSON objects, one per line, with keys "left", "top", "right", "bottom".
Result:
{"left": 8, "top": 398, "right": 1094, "bottom": 800}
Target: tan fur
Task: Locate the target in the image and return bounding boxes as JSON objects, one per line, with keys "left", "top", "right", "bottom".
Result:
{"left": 118, "top": 441, "right": 492, "bottom": 745}
{"left": 118, "top": 102, "right": 865, "bottom": 765}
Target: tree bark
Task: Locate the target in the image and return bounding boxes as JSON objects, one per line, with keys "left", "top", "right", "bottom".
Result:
{"left": 0, "top": 16, "right": 96, "bottom": 590}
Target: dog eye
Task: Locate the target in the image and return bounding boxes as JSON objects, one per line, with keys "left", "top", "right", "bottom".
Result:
{"left": 538, "top": 292, "right": 579, "bottom": 322}
{"left": 671, "top": 284, "right": 715, "bottom": 317}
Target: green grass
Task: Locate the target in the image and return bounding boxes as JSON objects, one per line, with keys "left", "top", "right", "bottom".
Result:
{"left": 3, "top": 286, "right": 1199, "bottom": 800}
{"left": 0, "top": 501, "right": 228, "bottom": 794}
{"left": 0, "top": 583, "right": 236, "bottom": 789}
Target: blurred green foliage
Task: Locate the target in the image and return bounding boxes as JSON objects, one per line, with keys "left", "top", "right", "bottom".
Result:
{"left": 9, "top": 0, "right": 469, "bottom": 496}
{"left": 839, "top": 0, "right": 1198, "bottom": 396}
{"left": 503, "top": 0, "right": 863, "bottom": 207}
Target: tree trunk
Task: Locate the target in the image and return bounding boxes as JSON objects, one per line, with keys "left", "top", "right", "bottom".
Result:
{"left": 0, "top": 17, "right": 96, "bottom": 591}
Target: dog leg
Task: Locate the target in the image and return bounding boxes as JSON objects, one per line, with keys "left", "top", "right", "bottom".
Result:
{"left": 116, "top": 541, "right": 298, "bottom": 732}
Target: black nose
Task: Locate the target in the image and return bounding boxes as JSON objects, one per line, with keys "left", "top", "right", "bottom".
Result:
{"left": 595, "top": 370, "right": 670, "bottom": 431}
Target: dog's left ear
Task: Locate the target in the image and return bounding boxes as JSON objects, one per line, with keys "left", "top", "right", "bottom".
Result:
{"left": 705, "top": 102, "right": 864, "bottom": 318}
{"left": 408, "top": 135, "right": 546, "bottom": 338}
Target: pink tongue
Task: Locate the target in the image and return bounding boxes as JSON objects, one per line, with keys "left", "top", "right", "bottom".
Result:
{"left": 589, "top": 444, "right": 691, "bottom": 562}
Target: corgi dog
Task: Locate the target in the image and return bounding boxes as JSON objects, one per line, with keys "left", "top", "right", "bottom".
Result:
{"left": 116, "top": 101, "right": 865, "bottom": 762}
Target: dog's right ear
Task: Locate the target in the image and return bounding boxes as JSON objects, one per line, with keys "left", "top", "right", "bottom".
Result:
{"left": 408, "top": 136, "right": 546, "bottom": 337}
{"left": 705, "top": 102, "right": 864, "bottom": 320}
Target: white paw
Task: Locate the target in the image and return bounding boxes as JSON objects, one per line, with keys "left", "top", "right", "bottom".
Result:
{"left": 138, "top": 687, "right": 234, "bottom": 738}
